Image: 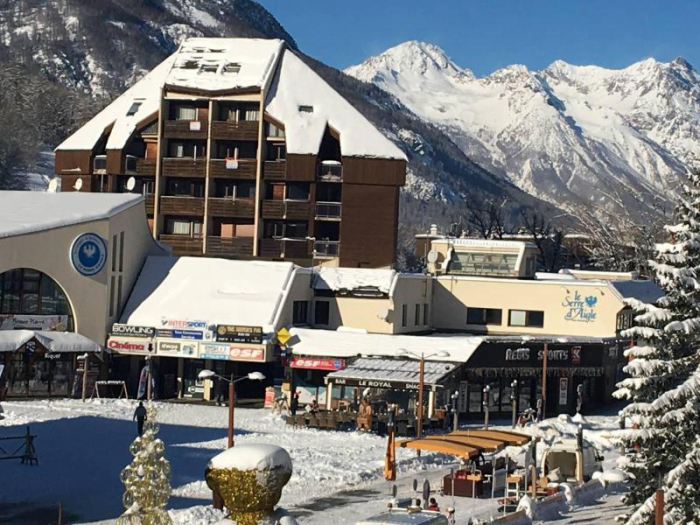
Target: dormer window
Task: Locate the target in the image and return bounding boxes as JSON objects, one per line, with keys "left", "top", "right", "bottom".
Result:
{"left": 299, "top": 105, "right": 314, "bottom": 113}
{"left": 126, "top": 101, "right": 142, "bottom": 116}
{"left": 93, "top": 155, "right": 107, "bottom": 174}
{"left": 180, "top": 60, "right": 199, "bottom": 70}
{"left": 223, "top": 63, "right": 241, "bottom": 74}
{"left": 200, "top": 63, "right": 218, "bottom": 73}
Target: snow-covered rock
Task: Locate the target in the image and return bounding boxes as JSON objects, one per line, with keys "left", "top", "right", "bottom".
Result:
{"left": 208, "top": 444, "right": 292, "bottom": 473}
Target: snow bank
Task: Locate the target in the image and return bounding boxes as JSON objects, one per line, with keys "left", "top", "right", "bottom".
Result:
{"left": 313, "top": 267, "right": 396, "bottom": 294}
{"left": 208, "top": 444, "right": 292, "bottom": 472}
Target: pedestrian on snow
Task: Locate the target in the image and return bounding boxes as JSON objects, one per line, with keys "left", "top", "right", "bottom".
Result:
{"left": 214, "top": 376, "right": 225, "bottom": 406}
{"left": 307, "top": 398, "right": 319, "bottom": 415}
{"left": 428, "top": 497, "right": 440, "bottom": 511}
{"left": 133, "top": 401, "right": 147, "bottom": 436}
{"left": 445, "top": 507, "right": 455, "bottom": 525}
{"left": 410, "top": 498, "right": 421, "bottom": 510}
{"left": 290, "top": 391, "right": 299, "bottom": 416}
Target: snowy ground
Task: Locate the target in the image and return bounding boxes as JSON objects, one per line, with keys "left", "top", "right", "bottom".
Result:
{"left": 0, "top": 399, "right": 627, "bottom": 524}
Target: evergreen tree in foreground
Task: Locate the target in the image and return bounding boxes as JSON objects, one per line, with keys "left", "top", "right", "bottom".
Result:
{"left": 614, "top": 166, "right": 700, "bottom": 523}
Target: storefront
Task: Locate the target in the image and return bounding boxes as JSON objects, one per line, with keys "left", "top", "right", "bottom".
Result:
{"left": 289, "top": 355, "right": 346, "bottom": 405}
{"left": 458, "top": 336, "right": 627, "bottom": 418}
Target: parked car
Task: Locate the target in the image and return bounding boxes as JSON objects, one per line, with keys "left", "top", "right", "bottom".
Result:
{"left": 356, "top": 509, "right": 448, "bottom": 525}
{"left": 542, "top": 437, "right": 603, "bottom": 483}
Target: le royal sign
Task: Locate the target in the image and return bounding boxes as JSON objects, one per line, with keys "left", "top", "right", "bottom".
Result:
{"left": 215, "top": 325, "right": 263, "bottom": 345}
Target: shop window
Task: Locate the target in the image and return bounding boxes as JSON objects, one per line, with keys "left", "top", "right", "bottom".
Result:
{"left": 401, "top": 305, "right": 407, "bottom": 327}
{"left": 414, "top": 304, "right": 420, "bottom": 326}
{"left": 293, "top": 301, "right": 309, "bottom": 325}
{"left": 314, "top": 301, "right": 330, "bottom": 325}
{"left": 466, "top": 307, "right": 502, "bottom": 325}
{"left": 519, "top": 381, "right": 532, "bottom": 412}
{"left": 468, "top": 383, "right": 482, "bottom": 413}
{"left": 0, "top": 268, "right": 73, "bottom": 327}
{"left": 508, "top": 309, "right": 544, "bottom": 327}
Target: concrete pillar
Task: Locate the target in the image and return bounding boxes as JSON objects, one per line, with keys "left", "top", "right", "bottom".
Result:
{"left": 326, "top": 381, "right": 333, "bottom": 410}
{"left": 428, "top": 390, "right": 435, "bottom": 418}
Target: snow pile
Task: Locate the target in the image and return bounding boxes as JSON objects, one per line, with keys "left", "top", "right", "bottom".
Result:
{"left": 313, "top": 267, "right": 396, "bottom": 294}
{"left": 0, "top": 192, "right": 141, "bottom": 239}
{"left": 208, "top": 444, "right": 292, "bottom": 473}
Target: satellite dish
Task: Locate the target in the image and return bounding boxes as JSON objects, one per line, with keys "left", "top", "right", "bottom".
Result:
{"left": 427, "top": 250, "right": 439, "bottom": 264}
{"left": 73, "top": 178, "right": 83, "bottom": 191}
{"left": 126, "top": 176, "right": 136, "bottom": 191}
{"left": 47, "top": 179, "right": 58, "bottom": 193}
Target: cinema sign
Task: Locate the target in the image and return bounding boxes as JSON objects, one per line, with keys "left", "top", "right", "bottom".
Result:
{"left": 107, "top": 337, "right": 152, "bottom": 355}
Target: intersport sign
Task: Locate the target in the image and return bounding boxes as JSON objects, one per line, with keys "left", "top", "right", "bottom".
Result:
{"left": 110, "top": 324, "right": 155, "bottom": 338}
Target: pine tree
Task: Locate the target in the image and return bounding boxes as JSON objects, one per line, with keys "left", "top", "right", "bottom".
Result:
{"left": 614, "top": 166, "right": 700, "bottom": 523}
{"left": 117, "top": 405, "right": 172, "bottom": 525}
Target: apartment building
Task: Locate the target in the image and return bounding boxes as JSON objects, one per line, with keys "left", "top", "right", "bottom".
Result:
{"left": 55, "top": 38, "right": 407, "bottom": 269}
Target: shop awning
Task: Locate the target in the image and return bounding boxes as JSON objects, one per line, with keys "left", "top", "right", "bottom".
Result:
{"left": 398, "top": 439, "right": 480, "bottom": 459}
{"left": 0, "top": 330, "right": 101, "bottom": 353}
{"left": 450, "top": 430, "right": 531, "bottom": 446}
{"left": 324, "top": 357, "right": 457, "bottom": 391}
{"left": 398, "top": 430, "right": 530, "bottom": 458}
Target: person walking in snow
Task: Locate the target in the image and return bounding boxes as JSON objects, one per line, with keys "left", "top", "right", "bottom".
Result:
{"left": 214, "top": 376, "right": 225, "bottom": 406}
{"left": 290, "top": 391, "right": 299, "bottom": 416}
{"left": 428, "top": 497, "right": 440, "bottom": 512}
{"left": 133, "top": 401, "right": 147, "bottom": 436}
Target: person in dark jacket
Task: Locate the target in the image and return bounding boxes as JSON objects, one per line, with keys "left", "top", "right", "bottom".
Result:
{"left": 214, "top": 377, "right": 225, "bottom": 406}
{"left": 133, "top": 401, "right": 147, "bottom": 436}
{"left": 290, "top": 391, "right": 299, "bottom": 416}
{"left": 428, "top": 498, "right": 440, "bottom": 511}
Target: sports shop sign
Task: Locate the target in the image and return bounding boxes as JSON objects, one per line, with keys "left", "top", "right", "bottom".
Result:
{"left": 467, "top": 341, "right": 601, "bottom": 369}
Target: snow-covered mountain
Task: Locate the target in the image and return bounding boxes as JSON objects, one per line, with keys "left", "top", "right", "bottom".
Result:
{"left": 347, "top": 41, "right": 700, "bottom": 216}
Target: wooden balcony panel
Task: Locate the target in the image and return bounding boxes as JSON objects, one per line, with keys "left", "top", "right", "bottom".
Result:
{"left": 206, "top": 236, "right": 254, "bottom": 258}
{"left": 262, "top": 200, "right": 284, "bottom": 219}
{"left": 136, "top": 158, "right": 156, "bottom": 176}
{"left": 159, "top": 196, "right": 205, "bottom": 215}
{"left": 162, "top": 158, "right": 206, "bottom": 177}
{"left": 209, "top": 159, "right": 256, "bottom": 179}
{"left": 145, "top": 195, "right": 155, "bottom": 214}
{"left": 159, "top": 234, "right": 203, "bottom": 256}
{"left": 211, "top": 120, "right": 259, "bottom": 141}
{"left": 284, "top": 239, "right": 312, "bottom": 259}
{"left": 285, "top": 201, "right": 311, "bottom": 220}
{"left": 259, "top": 239, "right": 311, "bottom": 259}
{"left": 259, "top": 238, "right": 283, "bottom": 258}
{"left": 163, "top": 120, "right": 207, "bottom": 139}
{"left": 207, "top": 198, "right": 255, "bottom": 218}
{"left": 263, "top": 160, "right": 286, "bottom": 181}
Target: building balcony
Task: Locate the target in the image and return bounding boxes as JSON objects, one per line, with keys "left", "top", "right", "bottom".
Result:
{"left": 159, "top": 234, "right": 203, "bottom": 256}
{"left": 317, "top": 161, "right": 342, "bottom": 181}
{"left": 159, "top": 196, "right": 205, "bottom": 215}
{"left": 211, "top": 120, "right": 259, "bottom": 141}
{"left": 206, "top": 236, "right": 254, "bottom": 258}
{"left": 135, "top": 158, "right": 156, "bottom": 176}
{"left": 207, "top": 198, "right": 255, "bottom": 218}
{"left": 315, "top": 202, "right": 341, "bottom": 220}
{"left": 259, "top": 238, "right": 312, "bottom": 259}
{"left": 162, "top": 158, "right": 206, "bottom": 177}
{"left": 262, "top": 200, "right": 310, "bottom": 220}
{"left": 314, "top": 240, "right": 340, "bottom": 258}
{"left": 163, "top": 120, "right": 208, "bottom": 139}
{"left": 209, "top": 158, "right": 256, "bottom": 179}
{"left": 145, "top": 195, "right": 155, "bottom": 214}
{"left": 264, "top": 160, "right": 286, "bottom": 181}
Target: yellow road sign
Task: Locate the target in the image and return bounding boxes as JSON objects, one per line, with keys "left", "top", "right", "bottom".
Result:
{"left": 277, "top": 327, "right": 291, "bottom": 345}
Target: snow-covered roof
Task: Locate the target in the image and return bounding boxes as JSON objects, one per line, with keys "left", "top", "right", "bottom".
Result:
{"left": 609, "top": 280, "right": 664, "bottom": 304}
{"left": 0, "top": 330, "right": 101, "bottom": 352}
{"left": 327, "top": 356, "right": 457, "bottom": 387}
{"left": 433, "top": 238, "right": 537, "bottom": 250}
{"left": 208, "top": 444, "right": 292, "bottom": 472}
{"left": 56, "top": 55, "right": 176, "bottom": 152}
{"left": 0, "top": 192, "right": 142, "bottom": 239}
{"left": 166, "top": 38, "right": 283, "bottom": 93}
{"left": 119, "top": 256, "right": 297, "bottom": 333}
{"left": 288, "top": 327, "right": 482, "bottom": 363}
{"left": 313, "top": 268, "right": 396, "bottom": 294}
{"left": 265, "top": 50, "right": 407, "bottom": 160}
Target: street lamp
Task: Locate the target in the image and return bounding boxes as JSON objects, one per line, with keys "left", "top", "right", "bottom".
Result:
{"left": 483, "top": 384, "right": 491, "bottom": 429}
{"left": 510, "top": 379, "right": 518, "bottom": 429}
{"left": 198, "top": 370, "right": 266, "bottom": 448}
{"left": 397, "top": 349, "right": 450, "bottom": 444}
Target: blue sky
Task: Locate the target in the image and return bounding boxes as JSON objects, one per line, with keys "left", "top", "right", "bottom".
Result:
{"left": 256, "top": 1, "right": 700, "bottom": 76}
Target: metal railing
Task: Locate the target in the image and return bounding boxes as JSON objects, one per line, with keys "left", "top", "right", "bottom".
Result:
{"left": 314, "top": 240, "right": 340, "bottom": 257}
{"left": 315, "top": 202, "right": 341, "bottom": 219}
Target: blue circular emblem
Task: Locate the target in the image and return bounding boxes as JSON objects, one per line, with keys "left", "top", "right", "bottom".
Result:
{"left": 70, "top": 233, "right": 107, "bottom": 276}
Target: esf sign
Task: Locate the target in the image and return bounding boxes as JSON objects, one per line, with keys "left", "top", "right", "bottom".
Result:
{"left": 200, "top": 343, "right": 266, "bottom": 362}
{"left": 110, "top": 324, "right": 155, "bottom": 338}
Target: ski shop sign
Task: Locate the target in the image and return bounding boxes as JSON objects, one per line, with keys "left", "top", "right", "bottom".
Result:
{"left": 215, "top": 325, "right": 263, "bottom": 344}
{"left": 504, "top": 346, "right": 580, "bottom": 364}
{"left": 290, "top": 357, "right": 346, "bottom": 371}
{"left": 107, "top": 337, "right": 152, "bottom": 355}
{"left": 110, "top": 324, "right": 155, "bottom": 338}
{"left": 562, "top": 291, "right": 598, "bottom": 323}
{"left": 200, "top": 343, "right": 267, "bottom": 362}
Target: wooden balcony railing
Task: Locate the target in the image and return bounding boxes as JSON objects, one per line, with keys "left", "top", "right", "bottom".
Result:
{"left": 261, "top": 200, "right": 310, "bottom": 220}
{"left": 263, "top": 160, "right": 286, "bottom": 181}
{"left": 210, "top": 120, "right": 259, "bottom": 141}
{"left": 159, "top": 196, "right": 205, "bottom": 215}
{"left": 162, "top": 158, "right": 206, "bottom": 177}
{"left": 163, "top": 120, "right": 208, "bottom": 139}
{"left": 145, "top": 195, "right": 155, "bottom": 214}
{"left": 206, "top": 236, "right": 254, "bottom": 258}
{"left": 207, "top": 198, "right": 255, "bottom": 218}
{"left": 259, "top": 239, "right": 312, "bottom": 259}
{"left": 209, "top": 159, "right": 256, "bottom": 179}
{"left": 159, "top": 234, "right": 203, "bottom": 256}
{"left": 135, "top": 158, "right": 156, "bottom": 176}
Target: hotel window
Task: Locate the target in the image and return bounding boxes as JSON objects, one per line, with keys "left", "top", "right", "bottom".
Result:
{"left": 168, "top": 141, "right": 203, "bottom": 158}
{"left": 285, "top": 222, "right": 308, "bottom": 239}
{"left": 314, "top": 301, "right": 330, "bottom": 325}
{"left": 401, "top": 304, "right": 407, "bottom": 327}
{"left": 449, "top": 251, "right": 519, "bottom": 276}
{"left": 286, "top": 182, "right": 310, "bottom": 201}
{"left": 267, "top": 143, "right": 286, "bottom": 161}
{"left": 267, "top": 122, "right": 285, "bottom": 138}
{"left": 414, "top": 304, "right": 420, "bottom": 326}
{"left": 293, "top": 301, "right": 309, "bottom": 325}
{"left": 172, "top": 105, "right": 197, "bottom": 121}
{"left": 166, "top": 217, "right": 202, "bottom": 237}
{"left": 264, "top": 221, "right": 284, "bottom": 239}
{"left": 466, "top": 307, "right": 502, "bottom": 325}
{"left": 166, "top": 178, "right": 203, "bottom": 197}
{"left": 508, "top": 309, "right": 544, "bottom": 327}
{"left": 243, "top": 107, "right": 260, "bottom": 121}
